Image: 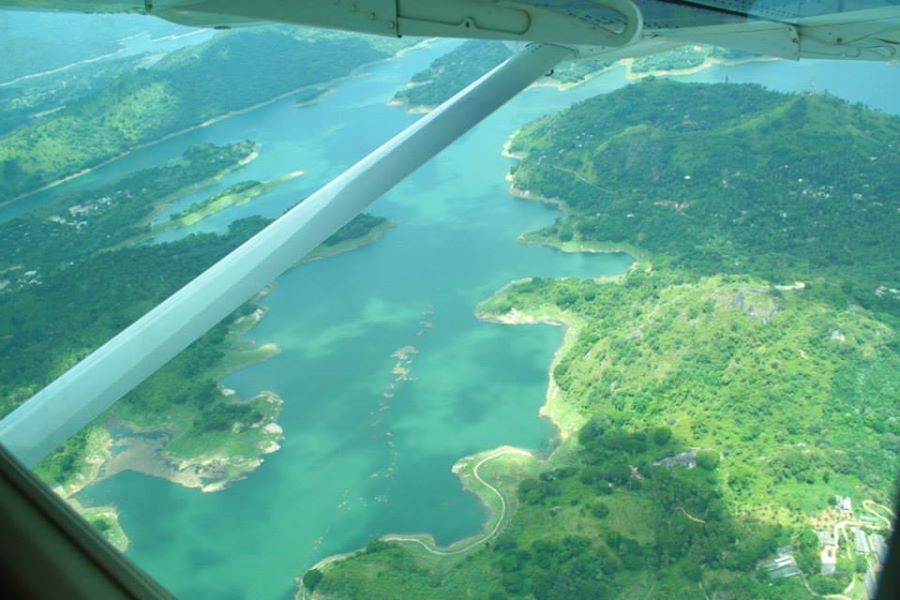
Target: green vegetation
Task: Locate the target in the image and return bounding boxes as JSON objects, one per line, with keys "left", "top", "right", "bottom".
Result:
{"left": 0, "top": 141, "right": 256, "bottom": 281}
{"left": 629, "top": 45, "right": 756, "bottom": 75}
{"left": 162, "top": 168, "right": 305, "bottom": 230}
{"left": 1, "top": 141, "right": 390, "bottom": 539}
{"left": 0, "top": 26, "right": 414, "bottom": 201}
{"left": 311, "top": 81, "right": 898, "bottom": 598}
{"left": 550, "top": 58, "right": 616, "bottom": 85}
{"left": 510, "top": 80, "right": 899, "bottom": 324}
{"left": 0, "top": 56, "right": 143, "bottom": 137}
{"left": 0, "top": 142, "right": 256, "bottom": 402}
{"left": 303, "top": 569, "right": 324, "bottom": 592}
{"left": 391, "top": 41, "right": 756, "bottom": 113}
{"left": 392, "top": 41, "right": 613, "bottom": 110}
{"left": 393, "top": 41, "right": 515, "bottom": 110}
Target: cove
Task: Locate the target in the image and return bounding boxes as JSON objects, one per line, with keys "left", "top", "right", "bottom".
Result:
{"left": 72, "top": 45, "right": 900, "bottom": 600}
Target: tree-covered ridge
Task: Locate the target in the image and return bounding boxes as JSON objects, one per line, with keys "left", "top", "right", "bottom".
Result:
{"left": 310, "top": 82, "right": 898, "bottom": 599}
{"left": 509, "top": 80, "right": 900, "bottom": 323}
{"left": 392, "top": 40, "right": 515, "bottom": 110}
{"left": 629, "top": 45, "right": 755, "bottom": 75}
{"left": 0, "top": 142, "right": 256, "bottom": 279}
{"left": 0, "top": 26, "right": 413, "bottom": 200}
{"left": 391, "top": 40, "right": 614, "bottom": 110}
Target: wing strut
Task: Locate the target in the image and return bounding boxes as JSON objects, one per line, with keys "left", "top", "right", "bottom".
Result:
{"left": 0, "top": 43, "right": 571, "bottom": 467}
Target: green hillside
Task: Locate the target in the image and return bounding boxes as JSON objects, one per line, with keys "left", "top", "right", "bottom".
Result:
{"left": 0, "top": 27, "right": 412, "bottom": 201}
{"left": 311, "top": 81, "right": 899, "bottom": 600}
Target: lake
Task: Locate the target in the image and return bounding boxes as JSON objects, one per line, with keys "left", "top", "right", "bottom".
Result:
{"left": 29, "top": 38, "right": 900, "bottom": 599}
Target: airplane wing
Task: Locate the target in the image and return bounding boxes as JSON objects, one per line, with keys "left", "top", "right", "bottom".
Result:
{"left": 2, "top": 0, "right": 899, "bottom": 60}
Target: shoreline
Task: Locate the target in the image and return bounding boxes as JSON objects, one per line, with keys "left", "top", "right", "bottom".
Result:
{"left": 503, "top": 131, "right": 648, "bottom": 265}
{"left": 95, "top": 389, "right": 284, "bottom": 494}
{"left": 390, "top": 60, "right": 622, "bottom": 115}
{"left": 1, "top": 84, "right": 312, "bottom": 207}
{"left": 2, "top": 39, "right": 431, "bottom": 209}
{"left": 475, "top": 305, "right": 585, "bottom": 439}
{"left": 301, "top": 220, "right": 396, "bottom": 264}
{"left": 378, "top": 446, "right": 534, "bottom": 555}
{"left": 623, "top": 53, "right": 778, "bottom": 81}
{"left": 305, "top": 136, "right": 639, "bottom": 587}
{"left": 156, "top": 166, "right": 303, "bottom": 232}
{"left": 53, "top": 290, "right": 285, "bottom": 547}
{"left": 102, "top": 143, "right": 263, "bottom": 247}
{"left": 531, "top": 62, "right": 622, "bottom": 91}
{"left": 304, "top": 307, "right": 585, "bottom": 593}
{"left": 300, "top": 446, "right": 536, "bottom": 599}
{"left": 63, "top": 216, "right": 395, "bottom": 506}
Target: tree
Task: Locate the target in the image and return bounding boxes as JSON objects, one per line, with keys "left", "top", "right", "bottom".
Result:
{"left": 592, "top": 502, "right": 610, "bottom": 519}
{"left": 696, "top": 450, "right": 720, "bottom": 470}
{"left": 652, "top": 426, "right": 673, "bottom": 445}
{"left": 578, "top": 417, "right": 606, "bottom": 446}
{"left": 302, "top": 569, "right": 323, "bottom": 592}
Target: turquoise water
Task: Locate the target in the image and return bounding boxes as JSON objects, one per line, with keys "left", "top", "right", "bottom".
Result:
{"left": 77, "top": 42, "right": 632, "bottom": 599}
{"left": 54, "top": 46, "right": 900, "bottom": 599}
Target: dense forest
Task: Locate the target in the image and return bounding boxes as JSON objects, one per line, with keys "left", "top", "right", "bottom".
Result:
{"left": 0, "top": 26, "right": 413, "bottom": 200}
{"left": 311, "top": 82, "right": 898, "bottom": 598}
{"left": 508, "top": 80, "right": 900, "bottom": 325}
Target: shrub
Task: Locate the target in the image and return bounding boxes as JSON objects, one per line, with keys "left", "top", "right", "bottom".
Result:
{"left": 302, "top": 569, "right": 323, "bottom": 591}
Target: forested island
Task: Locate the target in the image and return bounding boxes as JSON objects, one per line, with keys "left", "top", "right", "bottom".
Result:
{"left": 306, "top": 81, "right": 898, "bottom": 599}
{"left": 0, "top": 25, "right": 414, "bottom": 201}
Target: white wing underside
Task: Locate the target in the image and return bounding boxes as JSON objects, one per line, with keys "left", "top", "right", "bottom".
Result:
{"left": 2, "top": 0, "right": 900, "bottom": 61}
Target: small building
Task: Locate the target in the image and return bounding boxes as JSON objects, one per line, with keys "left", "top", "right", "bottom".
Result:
{"left": 776, "top": 545, "right": 795, "bottom": 557}
{"left": 771, "top": 565, "right": 801, "bottom": 579}
{"left": 763, "top": 551, "right": 799, "bottom": 578}
{"left": 816, "top": 530, "right": 836, "bottom": 547}
{"left": 653, "top": 450, "right": 696, "bottom": 470}
{"left": 820, "top": 544, "right": 837, "bottom": 576}
{"left": 837, "top": 496, "right": 853, "bottom": 513}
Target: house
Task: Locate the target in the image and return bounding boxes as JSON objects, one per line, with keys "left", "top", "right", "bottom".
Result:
{"left": 820, "top": 544, "right": 837, "bottom": 575}
{"left": 653, "top": 450, "right": 696, "bottom": 470}
{"left": 816, "top": 530, "right": 836, "bottom": 547}
{"left": 836, "top": 496, "right": 853, "bottom": 513}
